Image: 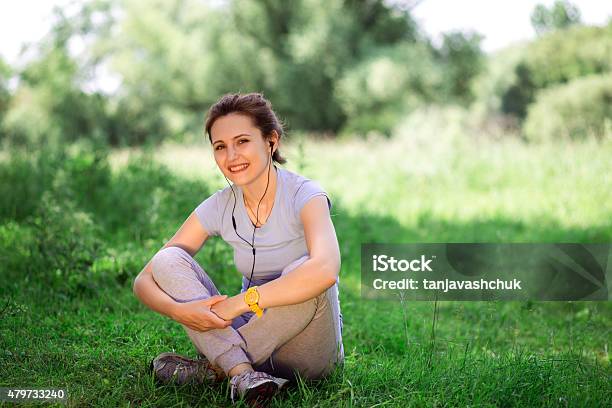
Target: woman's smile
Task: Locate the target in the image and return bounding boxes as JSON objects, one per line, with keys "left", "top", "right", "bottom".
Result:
{"left": 228, "top": 163, "right": 250, "bottom": 173}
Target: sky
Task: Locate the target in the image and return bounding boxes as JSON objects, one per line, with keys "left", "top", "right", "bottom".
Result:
{"left": 1, "top": 0, "right": 610, "bottom": 64}
{"left": 411, "top": 0, "right": 611, "bottom": 51}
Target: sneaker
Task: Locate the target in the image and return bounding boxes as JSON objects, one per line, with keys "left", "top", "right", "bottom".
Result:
{"left": 150, "top": 352, "right": 225, "bottom": 385}
{"left": 230, "top": 370, "right": 289, "bottom": 406}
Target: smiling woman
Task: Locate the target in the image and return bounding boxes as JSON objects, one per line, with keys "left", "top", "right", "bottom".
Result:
{"left": 132, "top": 93, "right": 343, "bottom": 406}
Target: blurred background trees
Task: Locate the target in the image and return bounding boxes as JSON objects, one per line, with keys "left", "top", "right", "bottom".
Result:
{"left": 0, "top": 0, "right": 610, "bottom": 147}
{"left": 530, "top": 0, "right": 581, "bottom": 35}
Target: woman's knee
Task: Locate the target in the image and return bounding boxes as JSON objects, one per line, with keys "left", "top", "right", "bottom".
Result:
{"left": 150, "top": 246, "right": 191, "bottom": 286}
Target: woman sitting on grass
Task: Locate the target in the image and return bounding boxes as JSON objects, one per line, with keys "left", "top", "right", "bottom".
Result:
{"left": 133, "top": 92, "right": 344, "bottom": 406}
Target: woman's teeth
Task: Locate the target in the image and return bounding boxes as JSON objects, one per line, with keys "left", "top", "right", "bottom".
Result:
{"left": 229, "top": 164, "right": 249, "bottom": 173}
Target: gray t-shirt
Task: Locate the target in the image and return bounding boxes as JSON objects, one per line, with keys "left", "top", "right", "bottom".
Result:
{"left": 195, "top": 166, "right": 333, "bottom": 288}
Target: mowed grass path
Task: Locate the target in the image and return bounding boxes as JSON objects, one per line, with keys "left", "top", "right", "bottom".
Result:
{"left": 1, "top": 133, "right": 611, "bottom": 406}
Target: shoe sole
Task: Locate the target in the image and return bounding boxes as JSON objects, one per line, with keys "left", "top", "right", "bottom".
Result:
{"left": 244, "top": 381, "right": 278, "bottom": 407}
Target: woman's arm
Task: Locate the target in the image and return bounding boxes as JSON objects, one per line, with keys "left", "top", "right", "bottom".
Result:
{"left": 211, "top": 195, "right": 340, "bottom": 320}
{"left": 133, "top": 212, "right": 231, "bottom": 331}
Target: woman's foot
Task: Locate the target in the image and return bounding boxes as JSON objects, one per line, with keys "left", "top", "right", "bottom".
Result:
{"left": 230, "top": 370, "right": 289, "bottom": 406}
{"left": 150, "top": 352, "right": 225, "bottom": 385}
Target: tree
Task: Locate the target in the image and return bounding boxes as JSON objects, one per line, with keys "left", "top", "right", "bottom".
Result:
{"left": 531, "top": 0, "right": 581, "bottom": 35}
{"left": 226, "top": 0, "right": 421, "bottom": 132}
{"left": 0, "top": 57, "right": 11, "bottom": 127}
{"left": 4, "top": 0, "right": 478, "bottom": 142}
{"left": 438, "top": 31, "right": 484, "bottom": 104}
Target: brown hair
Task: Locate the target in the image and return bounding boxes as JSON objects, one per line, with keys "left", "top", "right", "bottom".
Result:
{"left": 205, "top": 93, "right": 287, "bottom": 164}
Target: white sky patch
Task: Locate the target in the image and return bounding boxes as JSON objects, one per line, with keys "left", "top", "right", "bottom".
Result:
{"left": 1, "top": 0, "right": 72, "bottom": 64}
{"left": 411, "top": 0, "right": 612, "bottom": 52}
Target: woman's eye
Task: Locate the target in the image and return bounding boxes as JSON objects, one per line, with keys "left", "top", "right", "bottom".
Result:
{"left": 215, "top": 145, "right": 225, "bottom": 151}
{"left": 238, "top": 139, "right": 248, "bottom": 144}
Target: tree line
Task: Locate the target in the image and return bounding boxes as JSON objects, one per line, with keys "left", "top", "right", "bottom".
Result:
{"left": 0, "top": 0, "right": 609, "bottom": 147}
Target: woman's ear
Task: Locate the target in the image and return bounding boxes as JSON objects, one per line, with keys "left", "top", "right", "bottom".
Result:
{"left": 269, "top": 130, "right": 280, "bottom": 152}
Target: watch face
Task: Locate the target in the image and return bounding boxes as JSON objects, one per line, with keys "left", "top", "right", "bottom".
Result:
{"left": 245, "top": 291, "right": 258, "bottom": 304}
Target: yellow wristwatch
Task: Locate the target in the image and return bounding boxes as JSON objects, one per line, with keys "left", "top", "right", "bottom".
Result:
{"left": 244, "top": 286, "right": 264, "bottom": 318}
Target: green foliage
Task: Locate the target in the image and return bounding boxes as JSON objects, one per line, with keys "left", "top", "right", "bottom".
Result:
{"left": 94, "top": 0, "right": 430, "bottom": 135}
{"left": 470, "top": 45, "right": 524, "bottom": 127}
{"left": 524, "top": 73, "right": 612, "bottom": 142}
{"left": 105, "top": 0, "right": 218, "bottom": 140}
{"left": 334, "top": 30, "right": 485, "bottom": 136}
{"left": 0, "top": 144, "right": 111, "bottom": 295}
{"left": 501, "top": 62, "right": 536, "bottom": 119}
{"left": 0, "top": 142, "right": 115, "bottom": 221}
{"left": 343, "top": 0, "right": 418, "bottom": 46}
{"left": 499, "top": 23, "right": 612, "bottom": 119}
{"left": 0, "top": 57, "right": 10, "bottom": 127}
{"left": 335, "top": 43, "right": 443, "bottom": 136}
{"left": 2, "top": 0, "right": 488, "bottom": 141}
{"left": 0, "top": 145, "right": 66, "bottom": 222}
{"left": 0, "top": 142, "right": 214, "bottom": 296}
{"left": 99, "top": 156, "right": 207, "bottom": 241}
{"left": 7, "top": 1, "right": 118, "bottom": 146}
{"left": 530, "top": 0, "right": 581, "bottom": 35}
{"left": 438, "top": 31, "right": 484, "bottom": 104}
{"left": 1, "top": 0, "right": 165, "bottom": 147}
{"left": 28, "top": 192, "right": 106, "bottom": 296}
{"left": 523, "top": 23, "right": 612, "bottom": 89}
{"left": 2, "top": 43, "right": 110, "bottom": 146}
{"left": 104, "top": 97, "right": 168, "bottom": 146}
{"left": 229, "top": 0, "right": 420, "bottom": 132}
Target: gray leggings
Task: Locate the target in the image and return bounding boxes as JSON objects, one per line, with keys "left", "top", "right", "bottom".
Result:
{"left": 150, "top": 246, "right": 344, "bottom": 381}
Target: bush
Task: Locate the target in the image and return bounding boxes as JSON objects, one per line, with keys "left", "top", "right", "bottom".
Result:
{"left": 0, "top": 57, "right": 10, "bottom": 127}
{"left": 471, "top": 45, "right": 526, "bottom": 119}
{"left": 1, "top": 43, "right": 114, "bottom": 148}
{"left": 0, "top": 142, "right": 112, "bottom": 223}
{"left": 437, "top": 31, "right": 484, "bottom": 104}
{"left": 523, "top": 73, "right": 612, "bottom": 142}
{"left": 335, "top": 43, "right": 443, "bottom": 136}
{"left": 27, "top": 192, "right": 107, "bottom": 296}
{"left": 0, "top": 145, "right": 67, "bottom": 222}
{"left": 0, "top": 143, "right": 112, "bottom": 295}
{"left": 523, "top": 23, "right": 612, "bottom": 88}
{"left": 0, "top": 141, "right": 217, "bottom": 295}
{"left": 496, "top": 23, "right": 612, "bottom": 119}
{"left": 97, "top": 155, "right": 208, "bottom": 241}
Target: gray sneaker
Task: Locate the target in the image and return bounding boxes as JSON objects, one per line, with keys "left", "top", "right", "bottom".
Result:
{"left": 230, "top": 370, "right": 289, "bottom": 406}
{"left": 150, "top": 352, "right": 225, "bottom": 385}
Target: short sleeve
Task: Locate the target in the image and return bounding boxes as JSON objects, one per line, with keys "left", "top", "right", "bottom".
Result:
{"left": 293, "top": 180, "right": 332, "bottom": 219}
{"left": 194, "top": 192, "right": 221, "bottom": 236}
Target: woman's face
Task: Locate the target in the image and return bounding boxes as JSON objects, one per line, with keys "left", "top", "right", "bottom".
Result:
{"left": 210, "top": 113, "right": 276, "bottom": 186}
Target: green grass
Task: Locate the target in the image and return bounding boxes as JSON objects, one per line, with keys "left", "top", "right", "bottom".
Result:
{"left": 1, "top": 131, "right": 611, "bottom": 406}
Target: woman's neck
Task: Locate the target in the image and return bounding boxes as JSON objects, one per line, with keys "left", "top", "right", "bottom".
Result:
{"left": 241, "top": 165, "right": 278, "bottom": 209}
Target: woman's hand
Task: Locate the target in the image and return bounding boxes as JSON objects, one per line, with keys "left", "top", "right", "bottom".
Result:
{"left": 171, "top": 295, "right": 233, "bottom": 332}
{"left": 211, "top": 294, "right": 249, "bottom": 321}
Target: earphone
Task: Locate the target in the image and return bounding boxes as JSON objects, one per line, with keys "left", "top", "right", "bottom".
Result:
{"left": 223, "top": 141, "right": 275, "bottom": 290}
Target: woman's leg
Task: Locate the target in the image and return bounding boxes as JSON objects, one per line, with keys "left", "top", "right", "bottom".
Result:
{"left": 150, "top": 246, "right": 251, "bottom": 374}
{"left": 268, "top": 286, "right": 343, "bottom": 381}
{"left": 237, "top": 256, "right": 344, "bottom": 381}
{"left": 150, "top": 247, "right": 343, "bottom": 380}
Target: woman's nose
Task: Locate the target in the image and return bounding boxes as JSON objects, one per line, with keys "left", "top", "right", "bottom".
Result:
{"left": 227, "top": 145, "right": 237, "bottom": 160}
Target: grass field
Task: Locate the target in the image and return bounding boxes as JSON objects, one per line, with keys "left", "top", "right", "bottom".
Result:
{"left": 1, "top": 127, "right": 611, "bottom": 406}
